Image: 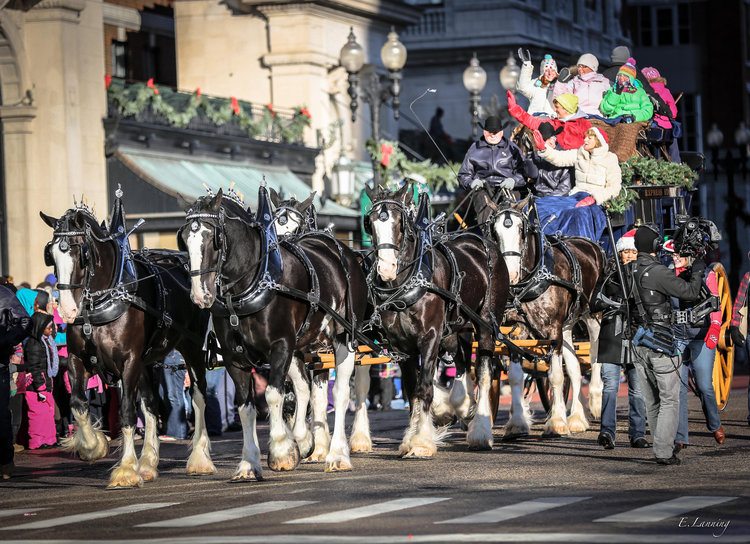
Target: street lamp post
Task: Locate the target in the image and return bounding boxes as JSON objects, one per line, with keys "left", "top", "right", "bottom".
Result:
{"left": 734, "top": 121, "right": 750, "bottom": 178}
{"left": 707, "top": 123, "right": 724, "bottom": 179}
{"left": 499, "top": 51, "right": 521, "bottom": 92}
{"left": 339, "top": 27, "right": 407, "bottom": 186}
{"left": 463, "top": 53, "right": 487, "bottom": 141}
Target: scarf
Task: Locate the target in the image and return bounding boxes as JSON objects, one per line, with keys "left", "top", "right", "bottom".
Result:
{"left": 43, "top": 334, "right": 59, "bottom": 378}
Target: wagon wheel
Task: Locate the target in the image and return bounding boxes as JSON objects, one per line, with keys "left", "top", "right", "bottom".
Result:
{"left": 711, "top": 263, "right": 734, "bottom": 411}
{"left": 535, "top": 375, "right": 571, "bottom": 413}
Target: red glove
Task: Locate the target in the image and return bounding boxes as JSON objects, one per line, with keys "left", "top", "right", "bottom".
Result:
{"left": 532, "top": 129, "right": 546, "bottom": 151}
{"left": 575, "top": 196, "right": 596, "bottom": 207}
{"left": 506, "top": 90, "right": 524, "bottom": 119}
{"left": 705, "top": 322, "right": 721, "bottom": 350}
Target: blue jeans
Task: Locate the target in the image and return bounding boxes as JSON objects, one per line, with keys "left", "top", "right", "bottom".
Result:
{"left": 205, "top": 368, "right": 236, "bottom": 435}
{"left": 599, "top": 362, "right": 647, "bottom": 442}
{"left": 676, "top": 339, "right": 722, "bottom": 443}
{"left": 159, "top": 351, "right": 188, "bottom": 439}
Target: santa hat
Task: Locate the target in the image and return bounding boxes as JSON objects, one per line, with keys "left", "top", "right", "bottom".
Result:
{"left": 617, "top": 58, "right": 638, "bottom": 82}
{"left": 540, "top": 54, "right": 557, "bottom": 73}
{"left": 589, "top": 127, "right": 610, "bottom": 147}
{"left": 662, "top": 238, "right": 676, "bottom": 253}
{"left": 616, "top": 229, "right": 636, "bottom": 252}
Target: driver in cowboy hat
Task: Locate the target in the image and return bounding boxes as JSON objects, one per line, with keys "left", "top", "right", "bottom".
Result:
{"left": 458, "top": 115, "right": 529, "bottom": 193}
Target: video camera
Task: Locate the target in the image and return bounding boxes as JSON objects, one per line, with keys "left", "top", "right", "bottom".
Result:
{"left": 671, "top": 215, "right": 721, "bottom": 258}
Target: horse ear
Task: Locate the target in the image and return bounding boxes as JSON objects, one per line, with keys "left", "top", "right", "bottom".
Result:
{"left": 364, "top": 183, "right": 376, "bottom": 203}
{"left": 269, "top": 187, "right": 280, "bottom": 208}
{"left": 483, "top": 194, "right": 498, "bottom": 212}
{"left": 39, "top": 211, "right": 57, "bottom": 229}
{"left": 299, "top": 191, "right": 316, "bottom": 211}
{"left": 513, "top": 195, "right": 531, "bottom": 212}
{"left": 208, "top": 188, "right": 223, "bottom": 211}
{"left": 396, "top": 181, "right": 412, "bottom": 205}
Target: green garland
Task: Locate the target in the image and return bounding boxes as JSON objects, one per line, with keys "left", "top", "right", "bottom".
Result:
{"left": 606, "top": 156, "right": 699, "bottom": 215}
{"left": 106, "top": 78, "right": 312, "bottom": 144}
{"left": 365, "top": 139, "right": 459, "bottom": 192}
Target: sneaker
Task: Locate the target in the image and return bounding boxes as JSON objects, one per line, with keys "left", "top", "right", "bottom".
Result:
{"left": 656, "top": 455, "right": 682, "bottom": 465}
{"left": 673, "top": 442, "right": 688, "bottom": 456}
{"left": 158, "top": 435, "right": 177, "bottom": 442}
{"left": 1, "top": 462, "right": 13, "bottom": 480}
{"left": 597, "top": 433, "right": 615, "bottom": 450}
{"left": 630, "top": 437, "right": 650, "bottom": 448}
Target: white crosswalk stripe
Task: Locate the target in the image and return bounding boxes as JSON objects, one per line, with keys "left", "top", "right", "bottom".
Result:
{"left": 138, "top": 501, "right": 317, "bottom": 528}
{"left": 594, "top": 496, "right": 739, "bottom": 523}
{"left": 437, "top": 496, "right": 591, "bottom": 524}
{"left": 0, "top": 508, "right": 46, "bottom": 519}
{"left": 285, "top": 497, "right": 449, "bottom": 524}
{"left": 0, "top": 503, "right": 178, "bottom": 530}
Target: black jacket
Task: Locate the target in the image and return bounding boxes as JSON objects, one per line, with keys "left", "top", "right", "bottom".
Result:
{"left": 22, "top": 312, "right": 54, "bottom": 392}
{"left": 0, "top": 285, "right": 31, "bottom": 365}
{"left": 525, "top": 150, "right": 573, "bottom": 197}
{"left": 632, "top": 253, "right": 704, "bottom": 325}
{"left": 458, "top": 137, "right": 527, "bottom": 190}
{"left": 592, "top": 260, "right": 635, "bottom": 364}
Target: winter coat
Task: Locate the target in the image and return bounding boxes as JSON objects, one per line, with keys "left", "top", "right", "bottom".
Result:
{"left": 649, "top": 81, "right": 678, "bottom": 129}
{"left": 599, "top": 83, "right": 654, "bottom": 122}
{"left": 517, "top": 61, "right": 556, "bottom": 117}
{"left": 591, "top": 261, "right": 636, "bottom": 364}
{"left": 553, "top": 72, "right": 611, "bottom": 117}
{"left": 539, "top": 140, "right": 622, "bottom": 204}
{"left": 23, "top": 312, "right": 54, "bottom": 393}
{"left": 507, "top": 104, "right": 591, "bottom": 150}
{"left": 603, "top": 63, "right": 670, "bottom": 118}
{"left": 525, "top": 151, "right": 573, "bottom": 197}
{"left": 0, "top": 285, "right": 31, "bottom": 364}
{"left": 458, "top": 137, "right": 527, "bottom": 190}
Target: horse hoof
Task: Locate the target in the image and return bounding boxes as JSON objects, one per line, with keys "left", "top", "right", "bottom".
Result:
{"left": 567, "top": 416, "right": 589, "bottom": 434}
{"left": 297, "top": 435, "right": 315, "bottom": 460}
{"left": 186, "top": 460, "right": 217, "bottom": 476}
{"left": 467, "top": 442, "right": 493, "bottom": 451}
{"left": 268, "top": 445, "right": 300, "bottom": 472}
{"left": 324, "top": 457, "right": 353, "bottom": 472}
{"left": 107, "top": 466, "right": 143, "bottom": 489}
{"left": 402, "top": 446, "right": 435, "bottom": 459}
{"left": 349, "top": 433, "right": 373, "bottom": 454}
{"left": 139, "top": 466, "right": 158, "bottom": 482}
{"left": 304, "top": 447, "right": 328, "bottom": 463}
{"left": 230, "top": 470, "right": 263, "bottom": 482}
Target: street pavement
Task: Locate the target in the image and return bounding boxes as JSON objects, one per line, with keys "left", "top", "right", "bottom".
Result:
{"left": 1, "top": 377, "right": 749, "bottom": 543}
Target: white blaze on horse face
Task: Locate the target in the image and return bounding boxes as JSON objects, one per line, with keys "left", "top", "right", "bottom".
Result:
{"left": 495, "top": 214, "right": 524, "bottom": 284}
{"left": 52, "top": 241, "right": 79, "bottom": 323}
{"left": 373, "top": 211, "right": 399, "bottom": 282}
{"left": 187, "top": 226, "right": 213, "bottom": 308}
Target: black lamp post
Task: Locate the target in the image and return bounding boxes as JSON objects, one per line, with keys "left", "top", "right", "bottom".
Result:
{"left": 462, "top": 53, "right": 487, "bottom": 141}
{"left": 339, "top": 27, "right": 407, "bottom": 186}
{"left": 707, "top": 123, "right": 724, "bottom": 180}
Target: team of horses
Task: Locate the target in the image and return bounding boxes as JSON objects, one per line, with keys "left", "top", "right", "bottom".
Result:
{"left": 41, "top": 182, "right": 606, "bottom": 488}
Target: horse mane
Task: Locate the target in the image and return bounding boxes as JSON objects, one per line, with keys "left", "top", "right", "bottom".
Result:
{"left": 60, "top": 206, "right": 110, "bottom": 239}
{"left": 189, "top": 190, "right": 254, "bottom": 221}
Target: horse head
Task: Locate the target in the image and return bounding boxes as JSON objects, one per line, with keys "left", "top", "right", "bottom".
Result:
{"left": 270, "top": 188, "right": 316, "bottom": 236}
{"left": 485, "top": 194, "right": 532, "bottom": 284}
{"left": 40, "top": 207, "right": 113, "bottom": 323}
{"left": 364, "top": 182, "right": 414, "bottom": 282}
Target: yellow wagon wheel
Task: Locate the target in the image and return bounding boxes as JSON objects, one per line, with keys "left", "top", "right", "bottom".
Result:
{"left": 712, "top": 263, "right": 734, "bottom": 411}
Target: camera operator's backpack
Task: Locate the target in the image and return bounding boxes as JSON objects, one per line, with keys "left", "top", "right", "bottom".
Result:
{"left": 0, "top": 285, "right": 31, "bottom": 348}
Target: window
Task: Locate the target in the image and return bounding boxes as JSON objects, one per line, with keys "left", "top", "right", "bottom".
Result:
{"left": 112, "top": 40, "right": 127, "bottom": 79}
{"left": 679, "top": 93, "right": 698, "bottom": 152}
{"left": 632, "top": 2, "right": 692, "bottom": 47}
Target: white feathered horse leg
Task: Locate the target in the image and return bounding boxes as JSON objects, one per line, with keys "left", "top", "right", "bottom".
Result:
{"left": 326, "top": 342, "right": 355, "bottom": 471}
{"left": 349, "top": 365, "right": 373, "bottom": 453}
{"left": 543, "top": 348, "right": 569, "bottom": 436}
{"left": 467, "top": 353, "right": 494, "bottom": 450}
{"left": 584, "top": 314, "right": 603, "bottom": 420}
{"left": 562, "top": 326, "right": 589, "bottom": 433}
{"left": 186, "top": 387, "right": 217, "bottom": 475}
{"left": 504, "top": 357, "right": 531, "bottom": 439}
{"left": 287, "top": 358, "right": 314, "bottom": 459}
{"left": 306, "top": 370, "right": 331, "bottom": 462}
{"left": 138, "top": 398, "right": 160, "bottom": 482}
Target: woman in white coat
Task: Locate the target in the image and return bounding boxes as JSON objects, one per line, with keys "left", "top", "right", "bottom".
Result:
{"left": 516, "top": 50, "right": 558, "bottom": 117}
{"left": 531, "top": 127, "right": 622, "bottom": 241}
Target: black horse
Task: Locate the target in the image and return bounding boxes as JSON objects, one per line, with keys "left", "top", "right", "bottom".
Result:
{"left": 40, "top": 198, "right": 214, "bottom": 488}
{"left": 179, "top": 186, "right": 368, "bottom": 478}
{"left": 478, "top": 193, "right": 605, "bottom": 437}
{"left": 364, "top": 183, "right": 510, "bottom": 454}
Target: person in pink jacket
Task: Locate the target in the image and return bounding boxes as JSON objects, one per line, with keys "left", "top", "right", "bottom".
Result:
{"left": 642, "top": 66, "right": 677, "bottom": 129}
{"left": 553, "top": 53, "right": 611, "bottom": 117}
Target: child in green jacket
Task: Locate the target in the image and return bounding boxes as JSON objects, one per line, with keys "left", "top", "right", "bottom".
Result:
{"left": 600, "top": 58, "right": 654, "bottom": 123}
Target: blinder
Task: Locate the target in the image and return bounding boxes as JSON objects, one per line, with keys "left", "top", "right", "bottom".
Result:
{"left": 44, "top": 238, "right": 90, "bottom": 268}
{"left": 44, "top": 242, "right": 54, "bottom": 267}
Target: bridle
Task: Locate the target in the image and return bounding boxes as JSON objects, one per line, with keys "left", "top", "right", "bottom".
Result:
{"left": 179, "top": 209, "right": 226, "bottom": 279}
{"left": 364, "top": 198, "right": 415, "bottom": 255}
{"left": 45, "top": 215, "right": 112, "bottom": 292}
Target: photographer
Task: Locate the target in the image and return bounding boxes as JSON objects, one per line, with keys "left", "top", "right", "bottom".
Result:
{"left": 665, "top": 241, "right": 725, "bottom": 451}
{"left": 631, "top": 225, "right": 705, "bottom": 465}
{"left": 592, "top": 230, "right": 648, "bottom": 450}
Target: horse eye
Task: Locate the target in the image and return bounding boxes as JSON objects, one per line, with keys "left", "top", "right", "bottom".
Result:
{"left": 378, "top": 210, "right": 389, "bottom": 222}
